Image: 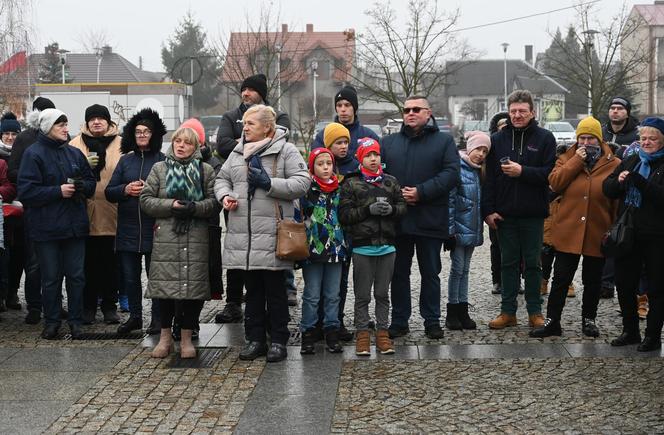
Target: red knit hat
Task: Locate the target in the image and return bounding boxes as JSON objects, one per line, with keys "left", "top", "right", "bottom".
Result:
{"left": 355, "top": 137, "right": 381, "bottom": 162}
{"left": 308, "top": 147, "right": 335, "bottom": 173}
{"left": 180, "top": 118, "right": 206, "bottom": 145}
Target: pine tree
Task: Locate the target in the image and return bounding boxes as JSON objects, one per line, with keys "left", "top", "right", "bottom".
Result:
{"left": 38, "top": 42, "right": 70, "bottom": 83}
{"left": 161, "top": 11, "right": 221, "bottom": 111}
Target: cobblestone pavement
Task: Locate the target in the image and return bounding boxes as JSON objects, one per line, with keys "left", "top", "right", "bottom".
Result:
{"left": 332, "top": 358, "right": 664, "bottom": 434}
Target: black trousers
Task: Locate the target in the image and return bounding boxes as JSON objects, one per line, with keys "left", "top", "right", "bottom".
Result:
{"left": 489, "top": 228, "right": 501, "bottom": 285}
{"left": 83, "top": 236, "right": 118, "bottom": 311}
{"left": 159, "top": 299, "right": 201, "bottom": 330}
{"left": 541, "top": 244, "right": 556, "bottom": 281}
{"left": 546, "top": 251, "right": 604, "bottom": 321}
{"left": 244, "top": 270, "right": 289, "bottom": 345}
{"left": 615, "top": 236, "right": 664, "bottom": 338}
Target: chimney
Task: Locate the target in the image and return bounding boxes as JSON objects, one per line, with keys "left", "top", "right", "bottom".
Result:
{"left": 139, "top": 56, "right": 143, "bottom": 70}
{"left": 306, "top": 23, "right": 314, "bottom": 33}
{"left": 102, "top": 45, "right": 112, "bottom": 56}
{"left": 282, "top": 24, "right": 288, "bottom": 33}
{"left": 525, "top": 45, "right": 533, "bottom": 65}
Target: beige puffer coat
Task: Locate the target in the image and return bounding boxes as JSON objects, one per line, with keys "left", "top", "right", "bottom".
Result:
{"left": 140, "top": 146, "right": 219, "bottom": 300}
{"left": 70, "top": 123, "right": 122, "bottom": 236}
{"left": 214, "top": 127, "right": 310, "bottom": 270}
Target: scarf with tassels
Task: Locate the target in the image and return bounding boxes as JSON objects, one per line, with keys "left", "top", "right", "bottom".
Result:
{"left": 625, "top": 147, "right": 664, "bottom": 207}
{"left": 165, "top": 156, "right": 204, "bottom": 201}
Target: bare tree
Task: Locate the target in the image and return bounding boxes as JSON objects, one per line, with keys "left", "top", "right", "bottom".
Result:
{"left": 0, "top": 0, "right": 33, "bottom": 112}
{"left": 348, "top": 0, "right": 474, "bottom": 113}
{"left": 75, "top": 28, "right": 113, "bottom": 54}
{"left": 540, "top": 2, "right": 649, "bottom": 117}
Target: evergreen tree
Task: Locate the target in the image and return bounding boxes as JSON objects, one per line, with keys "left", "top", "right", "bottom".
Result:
{"left": 38, "top": 42, "right": 70, "bottom": 83}
{"left": 161, "top": 11, "right": 221, "bottom": 111}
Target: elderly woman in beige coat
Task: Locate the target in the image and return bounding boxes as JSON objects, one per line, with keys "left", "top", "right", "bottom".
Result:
{"left": 215, "top": 104, "right": 310, "bottom": 363}
{"left": 140, "top": 126, "right": 219, "bottom": 359}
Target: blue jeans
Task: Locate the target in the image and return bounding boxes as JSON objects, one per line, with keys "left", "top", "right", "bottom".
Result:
{"left": 448, "top": 245, "right": 474, "bottom": 304}
{"left": 34, "top": 238, "right": 85, "bottom": 327}
{"left": 284, "top": 268, "right": 296, "bottom": 296}
{"left": 301, "top": 262, "right": 342, "bottom": 331}
{"left": 117, "top": 251, "right": 151, "bottom": 320}
{"left": 390, "top": 235, "right": 443, "bottom": 328}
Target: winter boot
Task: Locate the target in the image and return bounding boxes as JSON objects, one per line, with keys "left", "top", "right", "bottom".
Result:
{"left": 180, "top": 329, "right": 197, "bottom": 359}
{"left": 458, "top": 302, "right": 477, "bottom": 330}
{"left": 445, "top": 303, "right": 462, "bottom": 330}
{"left": 375, "top": 329, "right": 395, "bottom": 355}
{"left": 325, "top": 328, "right": 343, "bottom": 353}
{"left": 300, "top": 329, "right": 316, "bottom": 355}
{"left": 355, "top": 330, "right": 371, "bottom": 356}
{"left": 151, "top": 328, "right": 174, "bottom": 358}
{"left": 488, "top": 313, "right": 517, "bottom": 329}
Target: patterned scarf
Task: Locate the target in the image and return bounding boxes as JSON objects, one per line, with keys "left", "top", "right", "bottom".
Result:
{"left": 625, "top": 147, "right": 664, "bottom": 208}
{"left": 360, "top": 165, "right": 383, "bottom": 186}
{"left": 165, "top": 156, "right": 204, "bottom": 201}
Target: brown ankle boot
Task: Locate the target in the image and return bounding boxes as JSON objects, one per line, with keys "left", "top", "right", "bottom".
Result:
{"left": 637, "top": 294, "right": 649, "bottom": 320}
{"left": 151, "top": 328, "right": 174, "bottom": 358}
{"left": 180, "top": 329, "right": 197, "bottom": 359}
{"left": 488, "top": 313, "right": 517, "bottom": 329}
{"left": 540, "top": 279, "right": 549, "bottom": 295}
{"left": 376, "top": 329, "right": 394, "bottom": 355}
{"left": 355, "top": 330, "right": 371, "bottom": 356}
{"left": 528, "top": 313, "right": 545, "bottom": 328}
{"left": 567, "top": 283, "right": 576, "bottom": 298}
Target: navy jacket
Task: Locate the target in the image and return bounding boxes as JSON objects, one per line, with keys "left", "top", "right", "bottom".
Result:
{"left": 311, "top": 116, "right": 380, "bottom": 159}
{"left": 105, "top": 149, "right": 165, "bottom": 253}
{"left": 481, "top": 119, "right": 556, "bottom": 219}
{"left": 381, "top": 118, "right": 460, "bottom": 239}
{"left": 17, "top": 133, "right": 96, "bottom": 242}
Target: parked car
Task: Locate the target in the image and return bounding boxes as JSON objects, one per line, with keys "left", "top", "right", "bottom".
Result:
{"left": 365, "top": 124, "right": 382, "bottom": 137}
{"left": 543, "top": 121, "right": 576, "bottom": 147}
{"left": 383, "top": 119, "right": 403, "bottom": 135}
{"left": 313, "top": 121, "right": 331, "bottom": 139}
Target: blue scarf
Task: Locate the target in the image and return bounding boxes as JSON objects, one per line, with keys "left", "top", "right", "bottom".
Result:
{"left": 625, "top": 147, "right": 664, "bottom": 207}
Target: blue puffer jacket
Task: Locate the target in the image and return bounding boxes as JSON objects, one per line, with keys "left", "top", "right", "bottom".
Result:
{"left": 18, "top": 133, "right": 96, "bottom": 242}
{"left": 448, "top": 157, "right": 484, "bottom": 247}
{"left": 311, "top": 115, "right": 380, "bottom": 158}
{"left": 105, "top": 148, "right": 165, "bottom": 253}
{"left": 381, "top": 117, "right": 460, "bottom": 239}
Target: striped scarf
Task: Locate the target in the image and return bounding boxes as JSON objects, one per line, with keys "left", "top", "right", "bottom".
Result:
{"left": 164, "top": 156, "right": 204, "bottom": 201}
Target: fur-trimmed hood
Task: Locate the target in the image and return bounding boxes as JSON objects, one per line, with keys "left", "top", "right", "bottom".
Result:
{"left": 120, "top": 108, "right": 167, "bottom": 154}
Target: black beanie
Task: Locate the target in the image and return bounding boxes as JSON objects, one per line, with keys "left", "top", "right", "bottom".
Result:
{"left": 610, "top": 97, "right": 631, "bottom": 115}
{"left": 335, "top": 85, "right": 358, "bottom": 114}
{"left": 85, "top": 104, "right": 111, "bottom": 123}
{"left": 241, "top": 74, "right": 268, "bottom": 102}
{"left": 32, "top": 96, "right": 55, "bottom": 111}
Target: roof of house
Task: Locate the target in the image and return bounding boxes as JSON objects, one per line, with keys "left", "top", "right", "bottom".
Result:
{"left": 633, "top": 4, "right": 664, "bottom": 26}
{"left": 221, "top": 25, "right": 354, "bottom": 84}
{"left": 446, "top": 59, "right": 568, "bottom": 97}
{"left": 27, "top": 51, "right": 164, "bottom": 83}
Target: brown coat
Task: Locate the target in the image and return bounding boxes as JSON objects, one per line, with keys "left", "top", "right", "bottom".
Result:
{"left": 70, "top": 124, "right": 122, "bottom": 236}
{"left": 542, "top": 195, "right": 561, "bottom": 247}
{"left": 548, "top": 142, "right": 620, "bottom": 257}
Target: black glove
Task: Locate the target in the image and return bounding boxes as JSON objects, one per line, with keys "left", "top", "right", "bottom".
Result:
{"left": 247, "top": 166, "right": 271, "bottom": 191}
{"left": 172, "top": 200, "right": 196, "bottom": 218}
{"left": 71, "top": 177, "right": 86, "bottom": 202}
{"left": 443, "top": 236, "right": 456, "bottom": 252}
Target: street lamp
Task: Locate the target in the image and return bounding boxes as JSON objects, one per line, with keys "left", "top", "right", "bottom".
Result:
{"left": 275, "top": 43, "right": 282, "bottom": 112}
{"left": 57, "top": 49, "right": 69, "bottom": 84}
{"left": 311, "top": 60, "right": 318, "bottom": 120}
{"left": 501, "top": 43, "right": 509, "bottom": 111}
{"left": 582, "top": 29, "right": 599, "bottom": 116}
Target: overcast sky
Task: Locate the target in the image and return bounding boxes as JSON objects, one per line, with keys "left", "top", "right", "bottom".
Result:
{"left": 30, "top": 0, "right": 641, "bottom": 72}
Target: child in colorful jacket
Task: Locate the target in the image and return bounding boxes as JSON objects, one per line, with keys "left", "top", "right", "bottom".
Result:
{"left": 299, "top": 147, "right": 348, "bottom": 354}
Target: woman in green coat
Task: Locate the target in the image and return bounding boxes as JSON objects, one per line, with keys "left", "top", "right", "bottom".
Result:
{"left": 140, "top": 126, "right": 219, "bottom": 359}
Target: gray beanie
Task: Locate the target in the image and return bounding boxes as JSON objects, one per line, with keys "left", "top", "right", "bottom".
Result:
{"left": 39, "top": 108, "right": 67, "bottom": 134}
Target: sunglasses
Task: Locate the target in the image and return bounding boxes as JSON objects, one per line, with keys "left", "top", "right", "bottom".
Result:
{"left": 403, "top": 106, "right": 429, "bottom": 114}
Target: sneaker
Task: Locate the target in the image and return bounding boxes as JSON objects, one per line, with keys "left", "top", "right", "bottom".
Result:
{"left": 25, "top": 310, "right": 41, "bottom": 325}
{"left": 581, "top": 318, "right": 599, "bottom": 338}
{"left": 637, "top": 294, "right": 649, "bottom": 320}
{"left": 567, "top": 284, "right": 576, "bottom": 298}
{"left": 528, "top": 313, "right": 545, "bottom": 328}
{"left": 491, "top": 283, "right": 502, "bottom": 294}
{"left": 118, "top": 295, "right": 129, "bottom": 312}
{"left": 637, "top": 336, "right": 661, "bottom": 352}
{"left": 325, "top": 329, "right": 343, "bottom": 353}
{"left": 300, "top": 329, "right": 316, "bottom": 355}
{"left": 214, "top": 303, "right": 243, "bottom": 323}
{"left": 599, "top": 286, "right": 614, "bottom": 299}
{"left": 529, "top": 318, "right": 562, "bottom": 338}
{"left": 376, "top": 329, "right": 394, "bottom": 355}
{"left": 425, "top": 324, "right": 445, "bottom": 339}
{"left": 488, "top": 313, "right": 517, "bottom": 329}
{"left": 239, "top": 341, "right": 268, "bottom": 360}
{"left": 387, "top": 325, "right": 410, "bottom": 339}
{"left": 355, "top": 330, "right": 371, "bottom": 356}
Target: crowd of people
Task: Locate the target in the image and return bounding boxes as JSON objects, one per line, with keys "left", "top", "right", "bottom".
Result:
{"left": 0, "top": 73, "right": 662, "bottom": 363}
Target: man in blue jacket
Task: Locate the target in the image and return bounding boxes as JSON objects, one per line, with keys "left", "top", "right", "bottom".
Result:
{"left": 17, "top": 109, "right": 96, "bottom": 340}
{"left": 482, "top": 90, "right": 556, "bottom": 331}
{"left": 382, "top": 95, "right": 460, "bottom": 339}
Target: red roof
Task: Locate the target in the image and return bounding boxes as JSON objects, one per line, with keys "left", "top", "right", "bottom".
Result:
{"left": 634, "top": 4, "right": 664, "bottom": 26}
{"left": 221, "top": 25, "right": 355, "bottom": 84}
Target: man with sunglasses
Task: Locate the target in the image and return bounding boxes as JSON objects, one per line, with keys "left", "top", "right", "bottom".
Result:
{"left": 482, "top": 89, "right": 556, "bottom": 331}
{"left": 381, "top": 95, "right": 460, "bottom": 339}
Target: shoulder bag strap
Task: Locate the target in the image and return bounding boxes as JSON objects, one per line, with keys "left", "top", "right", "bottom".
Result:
{"left": 271, "top": 151, "right": 282, "bottom": 221}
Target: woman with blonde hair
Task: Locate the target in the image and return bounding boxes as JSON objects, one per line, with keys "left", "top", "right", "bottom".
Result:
{"left": 140, "top": 125, "right": 219, "bottom": 359}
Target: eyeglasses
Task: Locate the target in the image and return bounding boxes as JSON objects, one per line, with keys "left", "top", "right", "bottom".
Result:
{"left": 402, "top": 107, "right": 429, "bottom": 114}
{"left": 135, "top": 130, "right": 152, "bottom": 137}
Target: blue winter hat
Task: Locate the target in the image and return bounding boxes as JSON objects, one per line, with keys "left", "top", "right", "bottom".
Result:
{"left": 640, "top": 117, "right": 664, "bottom": 136}
{"left": 0, "top": 112, "right": 20, "bottom": 134}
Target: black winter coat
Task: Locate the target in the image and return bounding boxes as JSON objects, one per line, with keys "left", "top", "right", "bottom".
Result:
{"left": 215, "top": 103, "right": 290, "bottom": 160}
{"left": 602, "top": 153, "right": 664, "bottom": 238}
{"left": 482, "top": 119, "right": 556, "bottom": 219}
{"left": 339, "top": 172, "right": 407, "bottom": 247}
{"left": 105, "top": 149, "right": 165, "bottom": 253}
{"left": 381, "top": 118, "right": 460, "bottom": 239}
{"left": 602, "top": 116, "right": 639, "bottom": 146}
{"left": 311, "top": 115, "right": 380, "bottom": 159}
